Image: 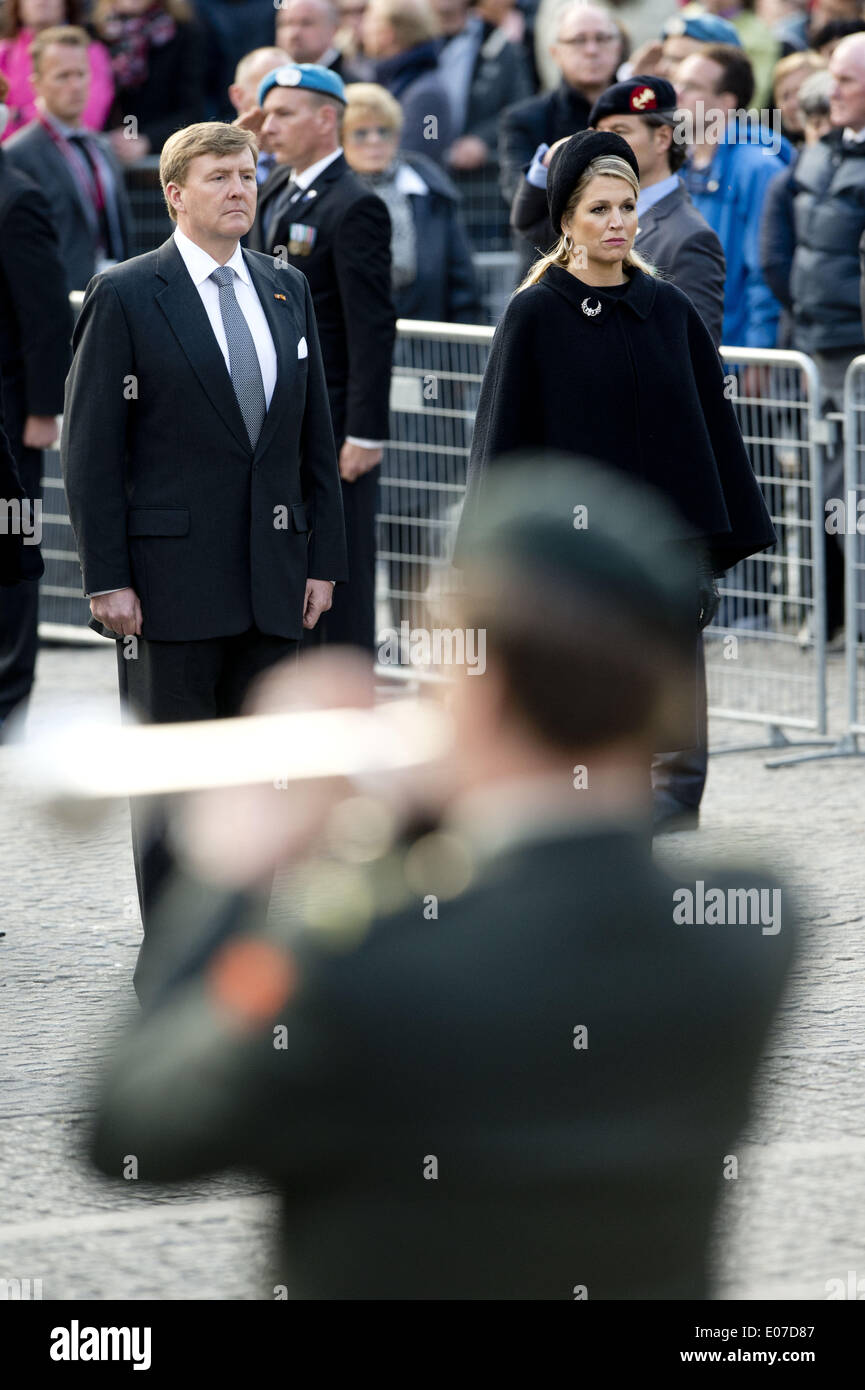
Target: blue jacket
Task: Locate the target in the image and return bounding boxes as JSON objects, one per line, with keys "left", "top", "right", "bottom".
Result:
{"left": 682, "top": 127, "right": 793, "bottom": 348}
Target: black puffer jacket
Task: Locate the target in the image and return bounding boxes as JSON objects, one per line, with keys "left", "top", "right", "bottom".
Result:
{"left": 790, "top": 130, "right": 865, "bottom": 354}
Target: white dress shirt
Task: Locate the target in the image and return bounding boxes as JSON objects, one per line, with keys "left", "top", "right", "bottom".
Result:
{"left": 172, "top": 226, "right": 277, "bottom": 408}
{"left": 88, "top": 229, "right": 279, "bottom": 596}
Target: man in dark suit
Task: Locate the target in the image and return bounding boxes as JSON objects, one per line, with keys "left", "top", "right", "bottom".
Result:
{"left": 4, "top": 25, "right": 133, "bottom": 294}
{"left": 275, "top": 0, "right": 361, "bottom": 82}
{"left": 249, "top": 63, "right": 395, "bottom": 652}
{"left": 499, "top": 1, "right": 623, "bottom": 273}
{"left": 0, "top": 74, "right": 72, "bottom": 740}
{"left": 510, "top": 76, "right": 727, "bottom": 833}
{"left": 61, "top": 121, "right": 347, "bottom": 977}
{"left": 91, "top": 461, "right": 795, "bottom": 1300}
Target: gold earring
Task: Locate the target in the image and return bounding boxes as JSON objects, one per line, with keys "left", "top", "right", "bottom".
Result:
{"left": 562, "top": 233, "right": 573, "bottom": 253}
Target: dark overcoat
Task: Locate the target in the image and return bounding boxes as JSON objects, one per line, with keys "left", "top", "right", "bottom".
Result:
{"left": 460, "top": 264, "right": 776, "bottom": 575}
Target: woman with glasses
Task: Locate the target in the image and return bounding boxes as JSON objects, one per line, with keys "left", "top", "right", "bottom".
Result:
{"left": 343, "top": 82, "right": 480, "bottom": 323}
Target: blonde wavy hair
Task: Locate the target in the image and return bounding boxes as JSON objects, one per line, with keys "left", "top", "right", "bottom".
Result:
{"left": 518, "top": 155, "right": 655, "bottom": 292}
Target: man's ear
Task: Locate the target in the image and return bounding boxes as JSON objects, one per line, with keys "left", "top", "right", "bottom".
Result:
{"left": 228, "top": 83, "right": 246, "bottom": 114}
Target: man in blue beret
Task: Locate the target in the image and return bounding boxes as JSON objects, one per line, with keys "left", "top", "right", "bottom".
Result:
{"left": 249, "top": 63, "right": 396, "bottom": 654}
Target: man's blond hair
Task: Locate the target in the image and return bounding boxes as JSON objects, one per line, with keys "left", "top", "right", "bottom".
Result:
{"left": 159, "top": 123, "right": 259, "bottom": 222}
{"left": 30, "top": 25, "right": 89, "bottom": 76}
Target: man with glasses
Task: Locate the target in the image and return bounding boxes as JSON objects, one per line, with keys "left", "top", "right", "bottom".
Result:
{"left": 499, "top": 1, "right": 624, "bottom": 271}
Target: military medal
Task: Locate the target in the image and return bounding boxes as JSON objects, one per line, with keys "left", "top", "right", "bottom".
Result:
{"left": 581, "top": 298, "right": 602, "bottom": 317}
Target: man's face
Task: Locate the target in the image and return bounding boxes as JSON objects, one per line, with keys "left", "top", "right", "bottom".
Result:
{"left": 361, "top": 3, "right": 395, "bottom": 58}
{"left": 551, "top": 6, "right": 622, "bottom": 92}
{"left": 659, "top": 34, "right": 701, "bottom": 81}
{"left": 676, "top": 52, "right": 726, "bottom": 121}
{"left": 275, "top": 0, "right": 337, "bottom": 64}
{"left": 261, "top": 88, "right": 329, "bottom": 165}
{"left": 430, "top": 0, "right": 469, "bottom": 38}
{"left": 167, "top": 150, "right": 258, "bottom": 243}
{"left": 32, "top": 43, "right": 90, "bottom": 124}
{"left": 829, "top": 40, "right": 865, "bottom": 131}
{"left": 594, "top": 112, "right": 667, "bottom": 180}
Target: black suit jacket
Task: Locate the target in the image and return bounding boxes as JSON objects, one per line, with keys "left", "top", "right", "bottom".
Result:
{"left": 3, "top": 122, "right": 134, "bottom": 294}
{"left": 60, "top": 236, "right": 347, "bottom": 642}
{"left": 92, "top": 824, "right": 794, "bottom": 1299}
{"left": 0, "top": 149, "right": 72, "bottom": 443}
{"left": 511, "top": 176, "right": 727, "bottom": 347}
{"left": 248, "top": 154, "right": 395, "bottom": 443}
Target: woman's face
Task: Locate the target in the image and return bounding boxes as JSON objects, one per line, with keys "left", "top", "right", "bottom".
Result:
{"left": 19, "top": 0, "right": 66, "bottom": 30}
{"left": 561, "top": 174, "right": 637, "bottom": 272}
{"left": 776, "top": 67, "right": 813, "bottom": 135}
{"left": 343, "top": 110, "right": 399, "bottom": 174}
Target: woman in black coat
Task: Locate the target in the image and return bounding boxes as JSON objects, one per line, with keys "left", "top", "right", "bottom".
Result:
{"left": 462, "top": 129, "right": 776, "bottom": 592}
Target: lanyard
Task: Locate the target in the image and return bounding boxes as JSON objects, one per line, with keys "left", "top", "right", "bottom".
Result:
{"left": 37, "top": 112, "right": 107, "bottom": 216}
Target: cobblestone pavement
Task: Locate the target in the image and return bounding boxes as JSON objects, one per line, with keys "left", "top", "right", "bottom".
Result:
{"left": 1, "top": 642, "right": 864, "bottom": 1301}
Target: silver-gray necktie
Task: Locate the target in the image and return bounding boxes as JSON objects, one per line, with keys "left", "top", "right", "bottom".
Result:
{"left": 209, "top": 265, "right": 267, "bottom": 449}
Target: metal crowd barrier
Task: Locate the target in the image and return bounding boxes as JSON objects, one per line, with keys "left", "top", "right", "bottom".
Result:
{"left": 38, "top": 309, "right": 833, "bottom": 754}
{"left": 842, "top": 357, "right": 865, "bottom": 751}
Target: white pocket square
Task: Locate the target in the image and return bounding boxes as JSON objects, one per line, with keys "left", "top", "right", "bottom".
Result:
{"left": 297, "top": 336, "right": 308, "bottom": 359}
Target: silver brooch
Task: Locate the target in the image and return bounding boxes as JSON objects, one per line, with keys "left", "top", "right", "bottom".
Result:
{"left": 581, "top": 297, "right": 602, "bottom": 317}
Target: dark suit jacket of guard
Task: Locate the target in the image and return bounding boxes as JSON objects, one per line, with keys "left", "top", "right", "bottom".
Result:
{"left": 3, "top": 121, "right": 135, "bottom": 295}
{"left": 91, "top": 825, "right": 795, "bottom": 1300}
{"left": 60, "top": 236, "right": 347, "bottom": 643}
{"left": 248, "top": 154, "right": 396, "bottom": 444}
{"left": 511, "top": 175, "right": 727, "bottom": 347}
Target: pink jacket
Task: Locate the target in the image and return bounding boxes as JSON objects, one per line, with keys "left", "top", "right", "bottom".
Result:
{"left": 0, "top": 30, "right": 115, "bottom": 139}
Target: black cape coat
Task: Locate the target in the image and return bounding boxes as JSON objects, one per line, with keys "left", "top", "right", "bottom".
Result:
{"left": 459, "top": 264, "right": 776, "bottom": 575}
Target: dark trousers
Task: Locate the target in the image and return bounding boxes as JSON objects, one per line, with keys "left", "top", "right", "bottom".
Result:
{"left": 0, "top": 443, "right": 40, "bottom": 732}
{"left": 304, "top": 465, "right": 378, "bottom": 654}
{"left": 651, "top": 633, "right": 708, "bottom": 818}
{"left": 117, "top": 626, "right": 298, "bottom": 994}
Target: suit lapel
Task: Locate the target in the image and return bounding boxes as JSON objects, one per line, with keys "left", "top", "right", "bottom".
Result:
{"left": 154, "top": 237, "right": 250, "bottom": 451}
{"left": 244, "top": 251, "right": 295, "bottom": 461}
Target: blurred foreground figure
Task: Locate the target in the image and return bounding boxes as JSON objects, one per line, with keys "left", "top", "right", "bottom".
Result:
{"left": 91, "top": 459, "right": 795, "bottom": 1301}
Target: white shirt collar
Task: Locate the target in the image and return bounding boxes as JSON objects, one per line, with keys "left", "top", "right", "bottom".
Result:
{"left": 292, "top": 146, "right": 343, "bottom": 190}
{"left": 843, "top": 125, "right": 865, "bottom": 143}
{"left": 395, "top": 162, "right": 429, "bottom": 196}
{"left": 172, "top": 226, "right": 250, "bottom": 287}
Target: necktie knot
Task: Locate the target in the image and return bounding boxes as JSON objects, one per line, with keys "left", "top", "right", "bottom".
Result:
{"left": 210, "top": 265, "right": 234, "bottom": 289}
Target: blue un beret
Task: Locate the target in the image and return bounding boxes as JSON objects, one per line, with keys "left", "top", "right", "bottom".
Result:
{"left": 662, "top": 12, "right": 742, "bottom": 46}
{"left": 258, "top": 62, "right": 347, "bottom": 108}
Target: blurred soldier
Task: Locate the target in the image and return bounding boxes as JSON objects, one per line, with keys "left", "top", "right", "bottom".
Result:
{"left": 0, "top": 71, "right": 71, "bottom": 740}
{"left": 91, "top": 459, "right": 795, "bottom": 1301}
{"left": 4, "top": 25, "right": 132, "bottom": 293}
{"left": 249, "top": 63, "right": 395, "bottom": 652}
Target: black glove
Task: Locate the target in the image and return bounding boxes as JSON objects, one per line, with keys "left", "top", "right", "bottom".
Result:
{"left": 697, "top": 555, "right": 721, "bottom": 631}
